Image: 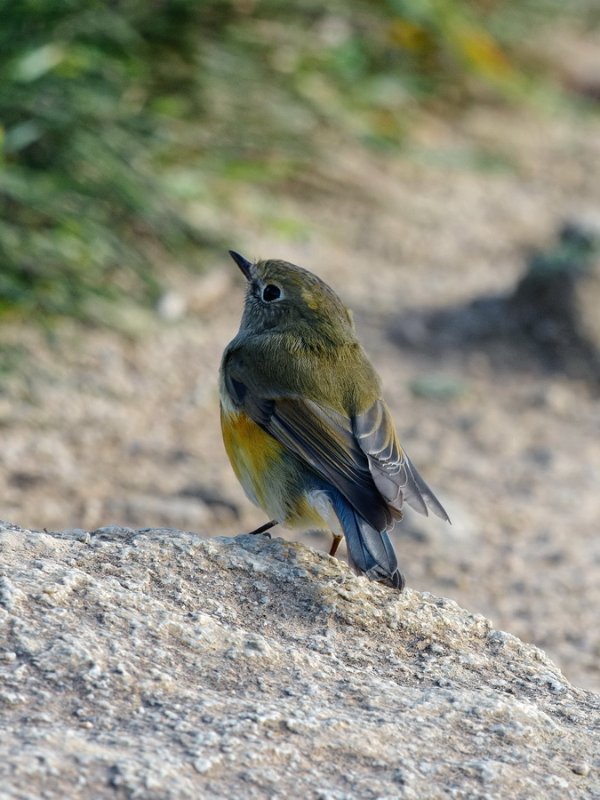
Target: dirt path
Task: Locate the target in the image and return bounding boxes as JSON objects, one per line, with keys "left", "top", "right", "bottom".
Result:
{"left": 1, "top": 104, "right": 599, "bottom": 691}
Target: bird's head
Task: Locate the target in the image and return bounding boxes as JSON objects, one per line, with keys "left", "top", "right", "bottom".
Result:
{"left": 229, "top": 250, "right": 354, "bottom": 341}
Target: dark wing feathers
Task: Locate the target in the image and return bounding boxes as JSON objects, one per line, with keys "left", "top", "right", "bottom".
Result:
{"left": 229, "top": 361, "right": 449, "bottom": 526}
{"left": 403, "top": 453, "right": 451, "bottom": 522}
{"left": 251, "top": 395, "right": 393, "bottom": 532}
{"left": 354, "top": 399, "right": 450, "bottom": 522}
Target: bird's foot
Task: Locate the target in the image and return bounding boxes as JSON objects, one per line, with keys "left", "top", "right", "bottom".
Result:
{"left": 245, "top": 519, "right": 278, "bottom": 538}
{"left": 329, "top": 534, "right": 343, "bottom": 558}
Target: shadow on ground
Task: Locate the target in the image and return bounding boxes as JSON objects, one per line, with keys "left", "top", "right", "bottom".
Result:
{"left": 386, "top": 221, "right": 600, "bottom": 386}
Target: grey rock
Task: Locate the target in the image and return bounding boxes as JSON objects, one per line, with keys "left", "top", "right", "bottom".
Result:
{"left": 0, "top": 523, "right": 598, "bottom": 799}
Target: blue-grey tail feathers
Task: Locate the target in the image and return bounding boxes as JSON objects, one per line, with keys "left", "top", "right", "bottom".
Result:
{"left": 330, "top": 492, "right": 405, "bottom": 590}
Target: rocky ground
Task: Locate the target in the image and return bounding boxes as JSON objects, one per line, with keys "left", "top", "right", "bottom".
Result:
{"left": 1, "top": 524, "right": 598, "bottom": 799}
{"left": 1, "top": 99, "right": 600, "bottom": 699}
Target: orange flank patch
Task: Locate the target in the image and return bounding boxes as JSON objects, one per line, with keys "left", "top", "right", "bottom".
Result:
{"left": 221, "top": 407, "right": 332, "bottom": 530}
{"left": 221, "top": 408, "right": 285, "bottom": 508}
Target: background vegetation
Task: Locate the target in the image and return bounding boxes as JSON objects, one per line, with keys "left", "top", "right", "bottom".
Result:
{"left": 0, "top": 0, "right": 597, "bottom": 319}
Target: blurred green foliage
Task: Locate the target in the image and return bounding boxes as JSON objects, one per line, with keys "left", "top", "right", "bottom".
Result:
{"left": 0, "top": 0, "right": 210, "bottom": 317}
{"left": 0, "top": 0, "right": 592, "bottom": 319}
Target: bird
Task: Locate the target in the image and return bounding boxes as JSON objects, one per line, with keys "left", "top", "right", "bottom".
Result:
{"left": 219, "top": 251, "right": 450, "bottom": 590}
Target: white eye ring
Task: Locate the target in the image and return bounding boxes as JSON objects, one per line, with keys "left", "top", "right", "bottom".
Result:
{"left": 262, "top": 283, "right": 283, "bottom": 302}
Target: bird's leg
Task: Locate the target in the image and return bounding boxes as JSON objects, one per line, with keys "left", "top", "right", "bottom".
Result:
{"left": 245, "top": 519, "right": 278, "bottom": 538}
{"left": 329, "top": 534, "right": 343, "bottom": 557}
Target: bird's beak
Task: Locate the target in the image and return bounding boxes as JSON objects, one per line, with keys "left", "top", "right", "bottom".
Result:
{"left": 228, "top": 250, "right": 253, "bottom": 281}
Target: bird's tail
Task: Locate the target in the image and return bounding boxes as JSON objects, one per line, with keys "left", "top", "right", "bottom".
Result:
{"left": 330, "top": 492, "right": 404, "bottom": 590}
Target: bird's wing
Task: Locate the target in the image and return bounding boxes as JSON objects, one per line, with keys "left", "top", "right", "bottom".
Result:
{"left": 225, "top": 366, "right": 448, "bottom": 527}
{"left": 353, "top": 399, "right": 450, "bottom": 522}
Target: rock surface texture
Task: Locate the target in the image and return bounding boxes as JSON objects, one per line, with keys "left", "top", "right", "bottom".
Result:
{"left": 0, "top": 523, "right": 598, "bottom": 799}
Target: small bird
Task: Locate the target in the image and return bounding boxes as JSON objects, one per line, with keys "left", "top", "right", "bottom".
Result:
{"left": 220, "top": 251, "right": 450, "bottom": 589}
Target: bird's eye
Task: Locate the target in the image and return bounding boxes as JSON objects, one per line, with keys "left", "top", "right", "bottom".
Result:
{"left": 262, "top": 284, "right": 282, "bottom": 302}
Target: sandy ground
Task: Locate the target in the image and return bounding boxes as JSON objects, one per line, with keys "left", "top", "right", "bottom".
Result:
{"left": 1, "top": 101, "right": 599, "bottom": 692}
